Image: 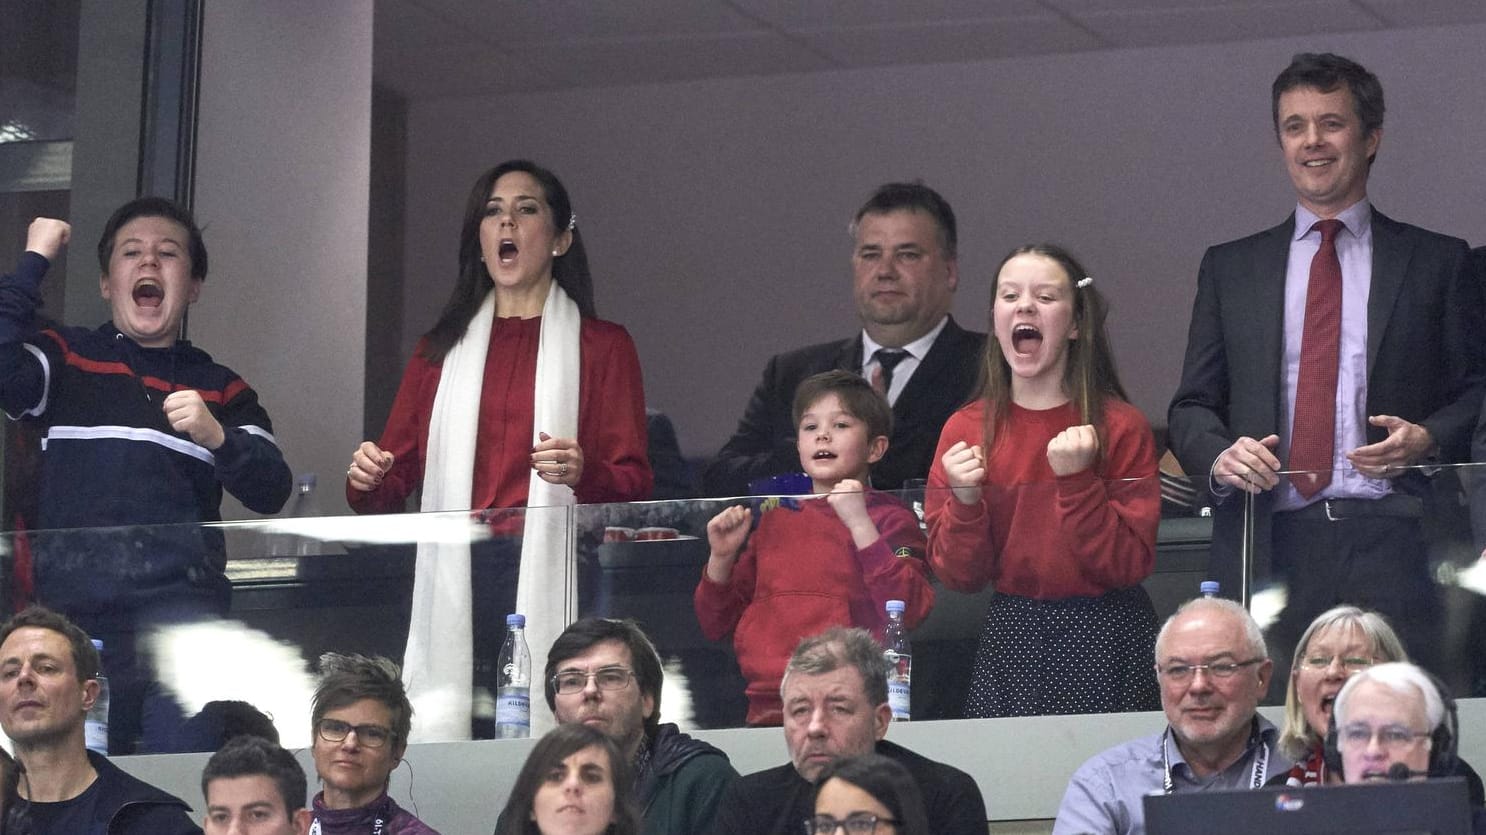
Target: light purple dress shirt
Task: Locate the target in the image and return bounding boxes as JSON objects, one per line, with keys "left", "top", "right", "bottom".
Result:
{"left": 1275, "top": 199, "right": 1391, "bottom": 511}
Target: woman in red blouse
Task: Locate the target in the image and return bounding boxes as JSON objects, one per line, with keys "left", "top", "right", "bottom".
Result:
{"left": 345, "top": 160, "right": 651, "bottom": 737}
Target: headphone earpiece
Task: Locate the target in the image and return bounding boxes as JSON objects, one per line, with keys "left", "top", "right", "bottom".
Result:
{"left": 1424, "top": 670, "right": 1459, "bottom": 778}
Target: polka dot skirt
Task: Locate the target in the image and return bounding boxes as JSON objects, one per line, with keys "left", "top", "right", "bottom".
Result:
{"left": 963, "top": 585, "right": 1161, "bottom": 718}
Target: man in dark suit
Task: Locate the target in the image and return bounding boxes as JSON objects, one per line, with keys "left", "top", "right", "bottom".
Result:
{"left": 1168, "top": 53, "right": 1485, "bottom": 679}
{"left": 702, "top": 182, "right": 985, "bottom": 496}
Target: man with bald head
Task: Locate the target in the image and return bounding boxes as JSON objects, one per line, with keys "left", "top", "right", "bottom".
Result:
{"left": 1054, "top": 598, "right": 1292, "bottom": 835}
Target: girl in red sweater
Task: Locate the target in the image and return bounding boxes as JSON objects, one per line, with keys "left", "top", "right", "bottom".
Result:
{"left": 926, "top": 244, "right": 1161, "bottom": 717}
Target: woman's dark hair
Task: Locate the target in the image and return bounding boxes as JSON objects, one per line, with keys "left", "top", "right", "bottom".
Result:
{"left": 421, "top": 160, "right": 596, "bottom": 362}
{"left": 976, "top": 243, "right": 1128, "bottom": 459}
{"left": 813, "top": 753, "right": 929, "bottom": 835}
{"left": 495, "top": 724, "right": 640, "bottom": 835}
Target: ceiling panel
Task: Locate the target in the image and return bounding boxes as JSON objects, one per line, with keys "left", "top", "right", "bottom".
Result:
{"left": 402, "top": 0, "right": 765, "bottom": 43}
{"left": 729, "top": 0, "right": 1048, "bottom": 29}
{"left": 1358, "top": 0, "right": 1486, "bottom": 26}
{"left": 800, "top": 15, "right": 1103, "bottom": 68}
{"left": 503, "top": 31, "right": 837, "bottom": 92}
{"left": 1079, "top": 1, "right": 1382, "bottom": 48}
{"left": 372, "top": 0, "right": 1486, "bottom": 98}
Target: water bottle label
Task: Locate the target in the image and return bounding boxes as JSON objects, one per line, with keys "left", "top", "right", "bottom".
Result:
{"left": 888, "top": 681, "right": 910, "bottom": 721}
{"left": 85, "top": 720, "right": 108, "bottom": 754}
{"left": 496, "top": 690, "right": 530, "bottom": 728}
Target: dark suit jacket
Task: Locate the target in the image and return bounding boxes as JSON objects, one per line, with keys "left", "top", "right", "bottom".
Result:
{"left": 1168, "top": 210, "right": 1486, "bottom": 590}
{"left": 1467, "top": 246, "right": 1486, "bottom": 552}
{"left": 702, "top": 316, "right": 985, "bottom": 496}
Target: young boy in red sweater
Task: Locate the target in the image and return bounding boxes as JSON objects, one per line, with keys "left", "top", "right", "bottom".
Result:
{"left": 694, "top": 370, "right": 934, "bottom": 725}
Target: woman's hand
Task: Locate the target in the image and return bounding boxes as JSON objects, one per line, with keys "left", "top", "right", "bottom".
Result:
{"left": 531, "top": 431, "right": 584, "bottom": 487}
{"left": 941, "top": 441, "right": 985, "bottom": 505}
{"left": 348, "top": 441, "right": 393, "bottom": 492}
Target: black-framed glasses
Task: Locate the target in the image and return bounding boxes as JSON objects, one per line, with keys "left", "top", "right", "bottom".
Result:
{"left": 1155, "top": 658, "right": 1264, "bottom": 682}
{"left": 1300, "top": 654, "right": 1374, "bottom": 672}
{"left": 804, "top": 813, "right": 899, "bottom": 834}
{"left": 1338, "top": 723, "right": 1432, "bottom": 751}
{"left": 316, "top": 718, "right": 393, "bottom": 749}
{"left": 552, "top": 666, "right": 635, "bottom": 695}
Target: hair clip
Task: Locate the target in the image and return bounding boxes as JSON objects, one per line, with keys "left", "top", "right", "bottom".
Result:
{"left": 567, "top": 213, "right": 577, "bottom": 231}
{"left": 1077, "top": 276, "right": 1093, "bottom": 288}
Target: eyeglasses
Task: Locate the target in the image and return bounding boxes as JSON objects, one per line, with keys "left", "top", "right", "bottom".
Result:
{"left": 1338, "top": 723, "right": 1431, "bottom": 751}
{"left": 804, "top": 813, "right": 900, "bottom": 834}
{"left": 552, "top": 666, "right": 635, "bottom": 695}
{"left": 1300, "top": 654, "right": 1374, "bottom": 672}
{"left": 1156, "top": 658, "right": 1264, "bottom": 682}
{"left": 316, "top": 718, "right": 393, "bottom": 749}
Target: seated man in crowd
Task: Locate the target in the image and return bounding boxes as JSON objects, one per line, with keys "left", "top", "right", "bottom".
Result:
{"left": 0, "top": 605, "right": 201, "bottom": 834}
{"left": 537, "top": 617, "right": 737, "bottom": 835}
{"left": 201, "top": 735, "right": 311, "bottom": 835}
{"left": 703, "top": 181, "right": 984, "bottom": 496}
{"left": 1331, "top": 663, "right": 1483, "bottom": 806}
{"left": 709, "top": 627, "right": 986, "bottom": 834}
{"left": 1055, "top": 597, "right": 1291, "bottom": 835}
{"left": 309, "top": 653, "right": 439, "bottom": 834}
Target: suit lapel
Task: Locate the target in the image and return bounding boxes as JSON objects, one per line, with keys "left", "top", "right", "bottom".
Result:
{"left": 834, "top": 335, "right": 863, "bottom": 374}
{"left": 1367, "top": 210, "right": 1410, "bottom": 375}
{"left": 894, "top": 318, "right": 971, "bottom": 416}
{"left": 1253, "top": 218, "right": 1293, "bottom": 433}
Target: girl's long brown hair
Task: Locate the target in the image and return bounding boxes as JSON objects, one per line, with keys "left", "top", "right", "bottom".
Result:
{"left": 977, "top": 243, "right": 1129, "bottom": 465}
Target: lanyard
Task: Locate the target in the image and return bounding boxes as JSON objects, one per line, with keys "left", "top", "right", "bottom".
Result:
{"left": 1160, "top": 721, "right": 1269, "bottom": 794}
{"left": 308, "top": 795, "right": 389, "bottom": 835}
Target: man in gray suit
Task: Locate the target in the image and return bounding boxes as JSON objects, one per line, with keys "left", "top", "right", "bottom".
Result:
{"left": 1168, "top": 53, "right": 1485, "bottom": 678}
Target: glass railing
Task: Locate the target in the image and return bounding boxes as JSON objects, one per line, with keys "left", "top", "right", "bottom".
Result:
{"left": 4, "top": 464, "right": 1484, "bottom": 753}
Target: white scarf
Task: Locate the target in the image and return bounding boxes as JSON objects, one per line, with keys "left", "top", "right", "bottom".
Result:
{"left": 403, "top": 281, "right": 580, "bottom": 741}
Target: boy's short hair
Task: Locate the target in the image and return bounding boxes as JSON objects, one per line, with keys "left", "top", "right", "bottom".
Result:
{"left": 0, "top": 605, "right": 99, "bottom": 682}
{"left": 792, "top": 369, "right": 893, "bottom": 442}
{"left": 97, "top": 196, "right": 209, "bottom": 280}
{"left": 201, "top": 735, "right": 308, "bottom": 814}
{"left": 312, "top": 654, "right": 413, "bottom": 753}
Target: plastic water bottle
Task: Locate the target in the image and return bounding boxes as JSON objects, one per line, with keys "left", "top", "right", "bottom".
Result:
{"left": 883, "top": 600, "right": 911, "bottom": 722}
{"left": 85, "top": 639, "right": 109, "bottom": 755}
{"left": 495, "top": 614, "right": 531, "bottom": 739}
{"left": 1200, "top": 580, "right": 1221, "bottom": 598}
{"left": 267, "top": 474, "right": 323, "bottom": 557}
{"left": 291, "top": 474, "right": 324, "bottom": 557}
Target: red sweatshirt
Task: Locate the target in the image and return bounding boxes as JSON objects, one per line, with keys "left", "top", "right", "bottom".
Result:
{"left": 925, "top": 399, "right": 1159, "bottom": 600}
{"left": 694, "top": 491, "right": 933, "bottom": 725}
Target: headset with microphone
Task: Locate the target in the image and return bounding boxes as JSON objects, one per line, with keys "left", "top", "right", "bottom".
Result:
{"left": 1322, "top": 666, "right": 1458, "bottom": 782}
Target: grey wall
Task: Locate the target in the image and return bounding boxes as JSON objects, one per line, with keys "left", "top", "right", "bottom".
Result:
{"left": 397, "top": 25, "right": 1486, "bottom": 460}
{"left": 193, "top": 1, "right": 373, "bottom": 516}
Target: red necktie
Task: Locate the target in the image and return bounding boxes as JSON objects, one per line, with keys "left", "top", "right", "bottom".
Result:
{"left": 871, "top": 348, "right": 909, "bottom": 398}
{"left": 1289, "top": 219, "right": 1343, "bottom": 498}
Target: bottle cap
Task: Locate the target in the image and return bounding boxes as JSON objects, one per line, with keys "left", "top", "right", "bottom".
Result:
{"left": 885, "top": 600, "right": 905, "bottom": 614}
{"left": 506, "top": 613, "right": 526, "bottom": 628}
{"left": 1199, "top": 580, "right": 1220, "bottom": 597}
